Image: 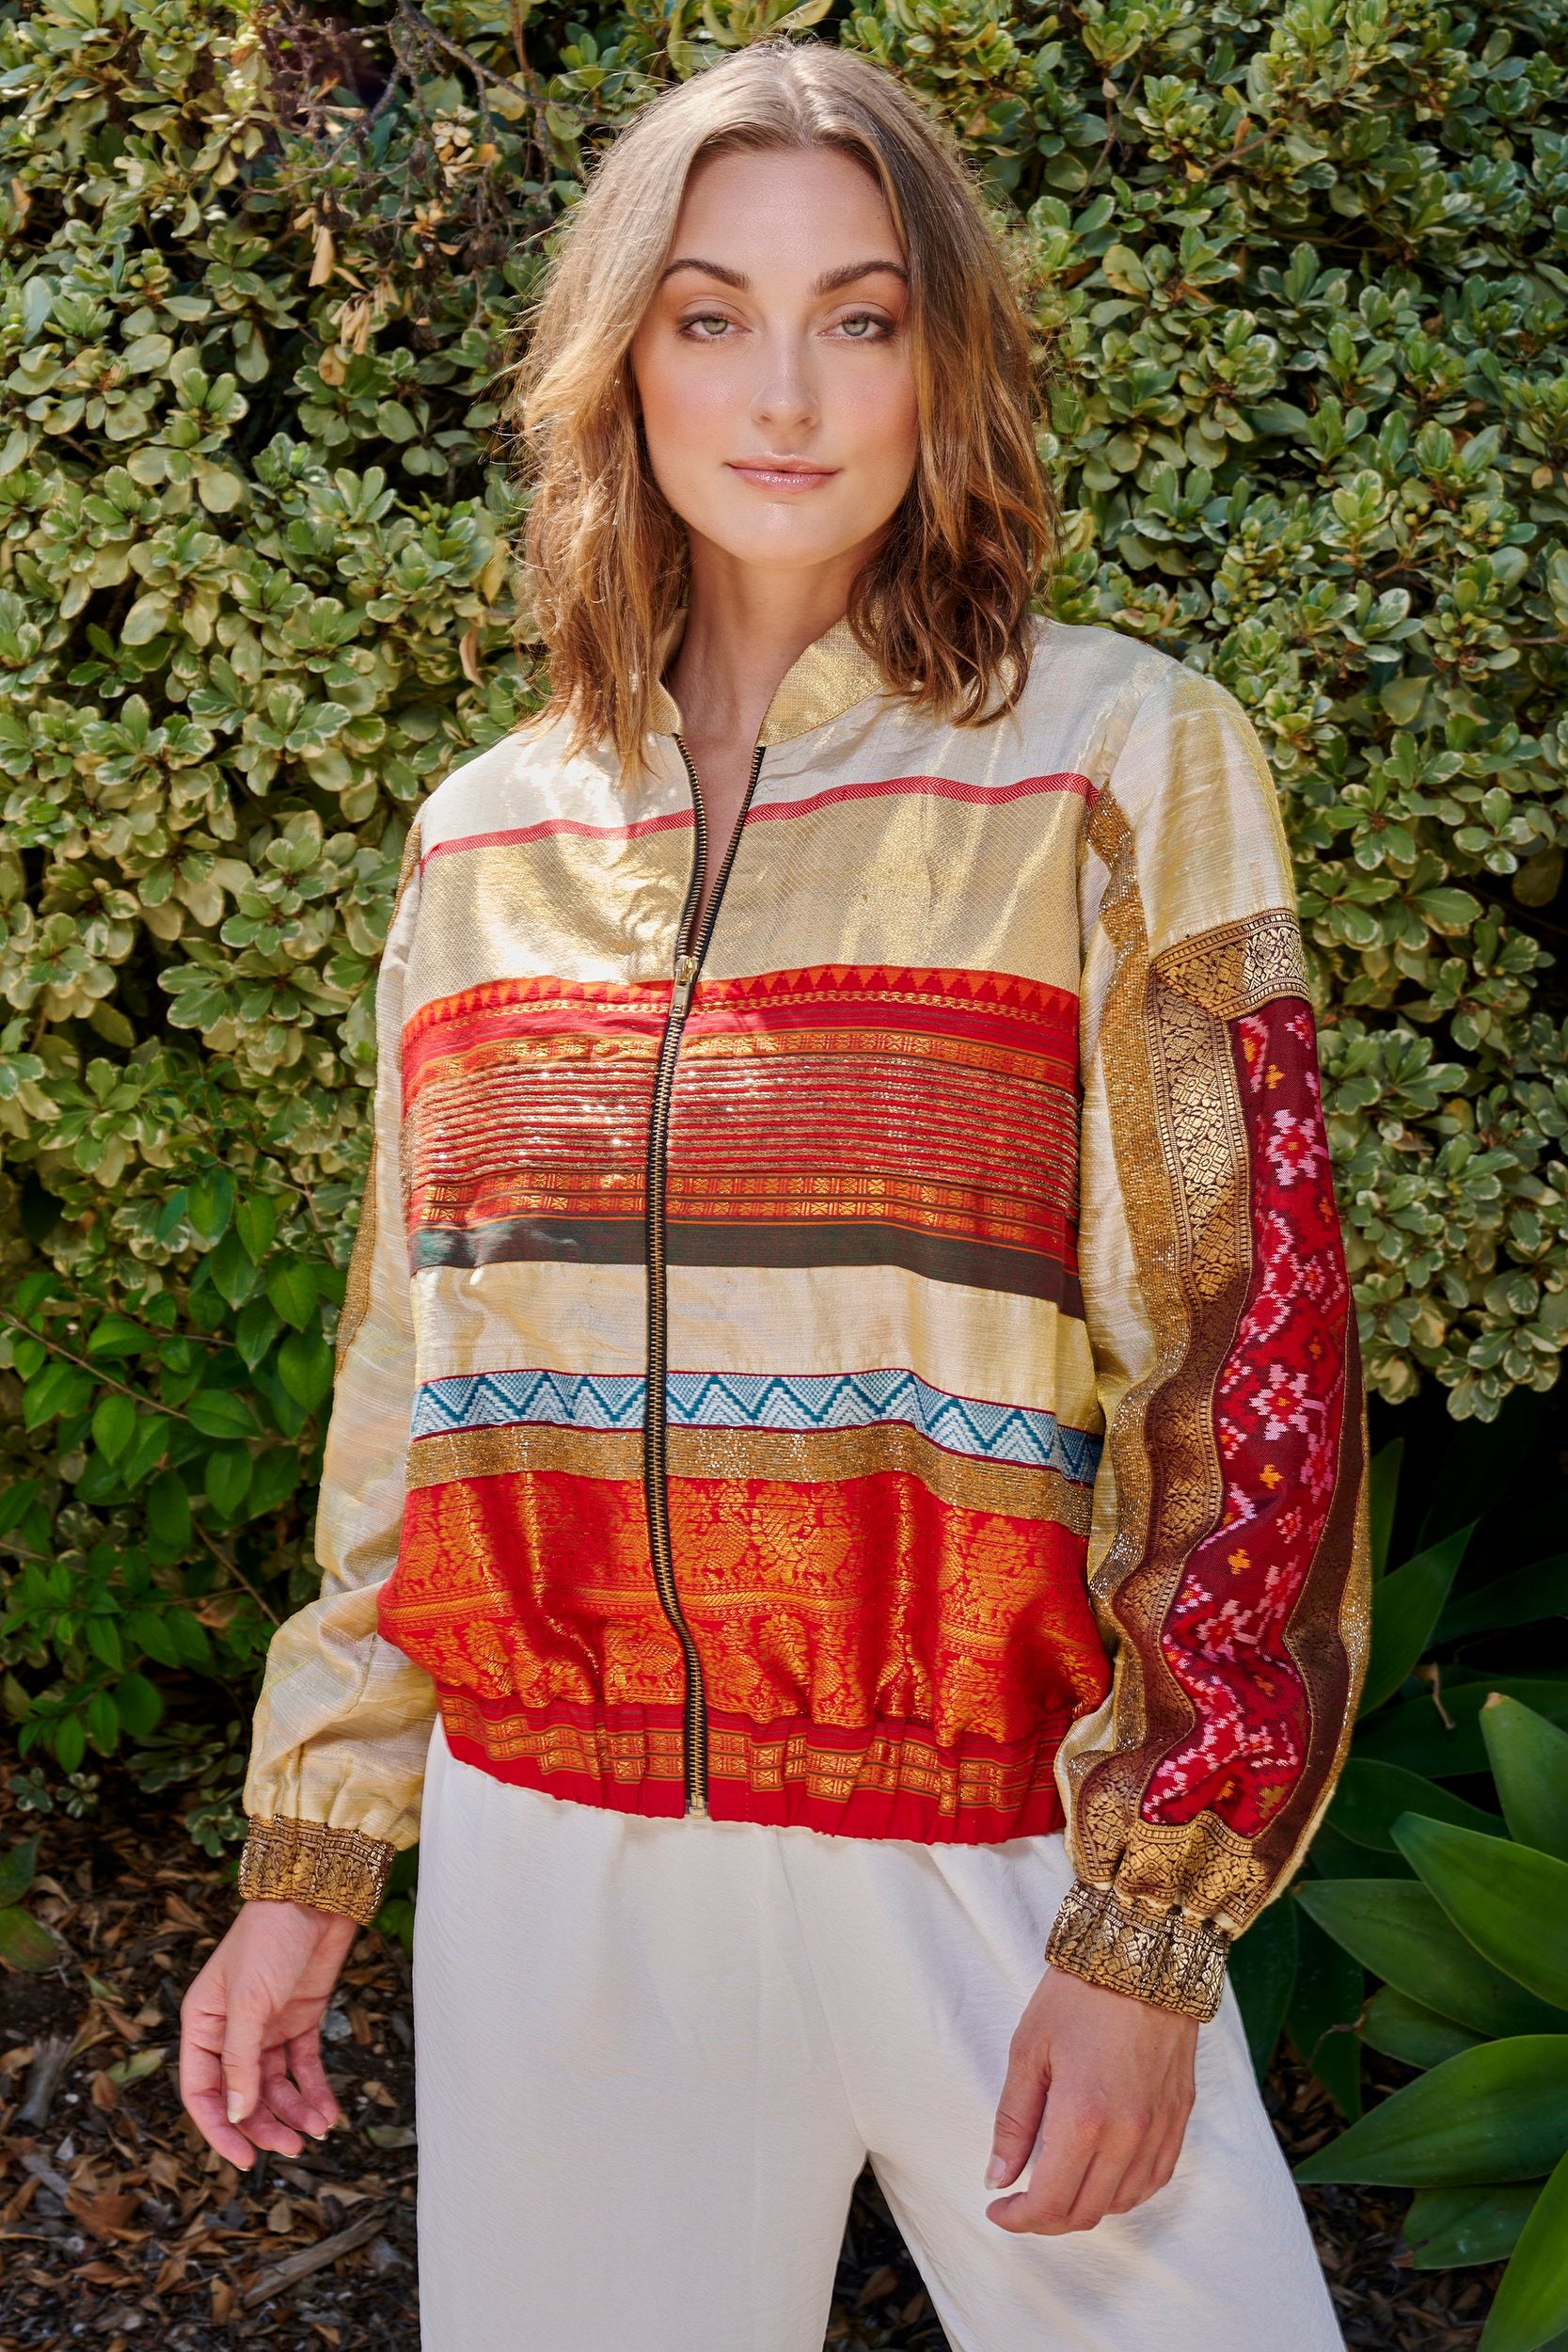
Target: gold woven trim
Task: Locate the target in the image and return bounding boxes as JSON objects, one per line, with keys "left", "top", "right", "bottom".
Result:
{"left": 406, "top": 1418, "right": 1094, "bottom": 1534}
{"left": 237, "top": 1815, "right": 396, "bottom": 1927}
{"left": 1046, "top": 1879, "right": 1228, "bottom": 2022}
{"left": 1155, "top": 907, "right": 1310, "bottom": 1020}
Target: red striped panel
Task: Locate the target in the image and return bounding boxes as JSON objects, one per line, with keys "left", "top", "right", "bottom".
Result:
{"left": 749, "top": 770, "right": 1095, "bottom": 823}
{"left": 422, "top": 805, "right": 694, "bottom": 866}
{"left": 419, "top": 771, "right": 1095, "bottom": 867}
{"left": 401, "top": 965, "right": 1082, "bottom": 1282}
{"left": 404, "top": 977, "right": 668, "bottom": 1106}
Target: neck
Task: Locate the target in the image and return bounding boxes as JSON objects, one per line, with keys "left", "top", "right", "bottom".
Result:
{"left": 665, "top": 539, "right": 862, "bottom": 747}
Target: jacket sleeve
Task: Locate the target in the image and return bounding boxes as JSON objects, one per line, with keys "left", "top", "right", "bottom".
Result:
{"left": 236, "top": 825, "right": 436, "bottom": 1926}
{"left": 1048, "top": 662, "right": 1371, "bottom": 2021}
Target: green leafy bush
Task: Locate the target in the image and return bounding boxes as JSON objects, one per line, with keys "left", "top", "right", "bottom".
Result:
{"left": 1296, "top": 1698, "right": 1568, "bottom": 2351}
{"left": 1, "top": 0, "right": 1566, "bottom": 1801}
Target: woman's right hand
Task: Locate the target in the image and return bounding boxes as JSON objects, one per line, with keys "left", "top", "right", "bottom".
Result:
{"left": 180, "top": 1898, "right": 360, "bottom": 2168}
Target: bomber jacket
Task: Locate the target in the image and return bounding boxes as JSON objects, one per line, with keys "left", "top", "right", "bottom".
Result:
{"left": 237, "top": 612, "right": 1370, "bottom": 2022}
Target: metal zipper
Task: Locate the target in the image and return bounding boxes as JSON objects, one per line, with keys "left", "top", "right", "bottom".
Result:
{"left": 642, "top": 736, "right": 767, "bottom": 1817}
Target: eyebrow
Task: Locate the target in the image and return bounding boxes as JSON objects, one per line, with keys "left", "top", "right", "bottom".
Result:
{"left": 657, "top": 257, "right": 909, "bottom": 295}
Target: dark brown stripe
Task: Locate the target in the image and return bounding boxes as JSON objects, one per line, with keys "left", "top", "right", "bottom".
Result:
{"left": 412, "top": 1214, "right": 1085, "bottom": 1310}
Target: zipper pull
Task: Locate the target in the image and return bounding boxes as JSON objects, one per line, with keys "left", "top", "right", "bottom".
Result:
{"left": 672, "top": 952, "right": 699, "bottom": 1014}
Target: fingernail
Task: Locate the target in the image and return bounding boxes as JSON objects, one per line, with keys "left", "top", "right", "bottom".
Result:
{"left": 985, "top": 2153, "right": 1006, "bottom": 2186}
{"left": 227, "top": 2093, "right": 245, "bottom": 2124}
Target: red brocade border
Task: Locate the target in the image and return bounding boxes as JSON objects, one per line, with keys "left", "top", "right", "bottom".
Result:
{"left": 436, "top": 1692, "right": 1072, "bottom": 1842}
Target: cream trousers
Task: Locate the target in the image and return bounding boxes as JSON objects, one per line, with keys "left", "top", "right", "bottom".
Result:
{"left": 410, "top": 1711, "right": 1343, "bottom": 2352}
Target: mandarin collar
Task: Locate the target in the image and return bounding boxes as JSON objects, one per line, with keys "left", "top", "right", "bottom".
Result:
{"left": 647, "top": 611, "right": 890, "bottom": 748}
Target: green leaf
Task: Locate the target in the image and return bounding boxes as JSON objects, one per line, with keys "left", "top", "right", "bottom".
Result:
{"left": 1326, "top": 1759, "right": 1502, "bottom": 1852}
{"left": 1405, "top": 2181, "right": 1542, "bottom": 2271}
{"left": 185, "top": 1390, "right": 260, "bottom": 1441}
{"left": 1354, "top": 1679, "right": 1568, "bottom": 1779}
{"left": 208, "top": 1229, "right": 260, "bottom": 1311}
{"left": 245, "top": 1445, "right": 302, "bottom": 1518}
{"left": 1294, "top": 1880, "right": 1565, "bottom": 2039}
{"left": 1395, "top": 1816, "right": 1568, "bottom": 2010}
{"left": 105, "top": 2044, "right": 166, "bottom": 2088}
{"left": 234, "top": 1297, "right": 282, "bottom": 1372}
{"left": 234, "top": 1194, "right": 278, "bottom": 1263}
{"left": 1293, "top": 2037, "right": 1568, "bottom": 2186}
{"left": 54, "top": 1713, "right": 86, "bottom": 1773}
{"left": 376, "top": 399, "right": 419, "bottom": 442}
{"left": 87, "top": 1314, "right": 149, "bottom": 1359}
{"left": 119, "top": 1413, "right": 170, "bottom": 1490}
{"left": 1230, "top": 1896, "right": 1298, "bottom": 2078}
{"left": 1362, "top": 1987, "right": 1482, "bottom": 2072}
{"left": 266, "top": 1259, "right": 318, "bottom": 1330}
{"left": 1483, "top": 2148, "right": 1568, "bottom": 2351}
{"left": 1369, "top": 1438, "right": 1402, "bottom": 1576}
{"left": 1379, "top": 675, "right": 1432, "bottom": 725}
{"left": 154, "top": 1188, "right": 189, "bottom": 1243}
{"left": 1359, "top": 1523, "right": 1474, "bottom": 1715}
{"left": 92, "top": 1391, "right": 136, "bottom": 1463}
{"left": 1439, "top": 1555, "right": 1568, "bottom": 1639}
{"left": 114, "top": 1672, "right": 164, "bottom": 1739}
{"left": 0, "top": 1837, "right": 40, "bottom": 1907}
{"left": 86, "top": 1614, "right": 124, "bottom": 1672}
{"left": 126, "top": 1608, "right": 182, "bottom": 1669}
{"left": 1482, "top": 1697, "right": 1568, "bottom": 1865}
{"left": 0, "top": 1904, "right": 60, "bottom": 1973}
{"left": 277, "top": 1329, "right": 333, "bottom": 1412}
{"left": 187, "top": 1169, "right": 234, "bottom": 1244}
{"left": 86, "top": 1688, "right": 120, "bottom": 1752}
{"left": 146, "top": 1469, "right": 192, "bottom": 1550}
{"left": 24, "top": 1359, "right": 93, "bottom": 1429}
{"left": 121, "top": 592, "right": 171, "bottom": 645}
{"left": 1286, "top": 1908, "right": 1365, "bottom": 2119}
{"left": 204, "top": 1445, "right": 253, "bottom": 1517}
{"left": 166, "top": 1608, "right": 214, "bottom": 1671}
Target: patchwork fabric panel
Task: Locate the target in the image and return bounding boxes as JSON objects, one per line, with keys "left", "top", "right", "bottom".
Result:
{"left": 1142, "top": 994, "right": 1352, "bottom": 1836}
{"left": 401, "top": 963, "right": 1082, "bottom": 1302}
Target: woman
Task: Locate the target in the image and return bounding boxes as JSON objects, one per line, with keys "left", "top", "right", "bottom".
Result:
{"left": 181, "top": 40, "right": 1368, "bottom": 2352}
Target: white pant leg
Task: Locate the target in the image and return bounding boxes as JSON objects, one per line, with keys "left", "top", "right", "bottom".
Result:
{"left": 777, "top": 1822, "right": 1345, "bottom": 2352}
{"left": 410, "top": 1713, "right": 864, "bottom": 2352}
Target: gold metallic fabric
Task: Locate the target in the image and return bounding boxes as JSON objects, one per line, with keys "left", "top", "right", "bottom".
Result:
{"left": 236, "top": 1813, "right": 396, "bottom": 1926}
{"left": 1045, "top": 1878, "right": 1228, "bottom": 2023}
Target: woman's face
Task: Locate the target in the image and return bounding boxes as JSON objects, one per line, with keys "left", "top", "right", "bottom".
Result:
{"left": 628, "top": 145, "right": 920, "bottom": 581}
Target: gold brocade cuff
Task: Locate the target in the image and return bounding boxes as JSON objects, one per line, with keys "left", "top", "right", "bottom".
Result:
{"left": 237, "top": 1815, "right": 396, "bottom": 1927}
{"left": 1045, "top": 1879, "right": 1228, "bottom": 2022}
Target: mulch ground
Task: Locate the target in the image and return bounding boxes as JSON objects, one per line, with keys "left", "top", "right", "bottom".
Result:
{"left": 0, "top": 1756, "right": 1500, "bottom": 2350}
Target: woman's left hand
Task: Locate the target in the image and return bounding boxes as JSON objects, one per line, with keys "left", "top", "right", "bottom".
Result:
{"left": 984, "top": 1967, "right": 1198, "bottom": 2233}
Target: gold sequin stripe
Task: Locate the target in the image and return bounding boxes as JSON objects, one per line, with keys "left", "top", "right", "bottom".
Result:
{"left": 1045, "top": 1878, "right": 1228, "bottom": 2023}
{"left": 236, "top": 1814, "right": 396, "bottom": 1927}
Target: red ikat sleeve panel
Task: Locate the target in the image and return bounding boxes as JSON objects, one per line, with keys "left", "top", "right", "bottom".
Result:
{"left": 1050, "top": 673, "right": 1371, "bottom": 2023}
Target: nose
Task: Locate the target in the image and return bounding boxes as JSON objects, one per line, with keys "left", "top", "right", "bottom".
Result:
{"left": 750, "top": 328, "right": 819, "bottom": 435}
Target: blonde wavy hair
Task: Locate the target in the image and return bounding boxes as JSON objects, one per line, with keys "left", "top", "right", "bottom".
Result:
{"left": 508, "top": 39, "right": 1054, "bottom": 765}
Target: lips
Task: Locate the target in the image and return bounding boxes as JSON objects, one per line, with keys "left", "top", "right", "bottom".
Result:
{"left": 725, "top": 458, "right": 838, "bottom": 488}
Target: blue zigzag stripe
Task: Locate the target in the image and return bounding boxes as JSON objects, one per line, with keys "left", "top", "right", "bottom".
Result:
{"left": 410, "top": 1368, "right": 1101, "bottom": 1484}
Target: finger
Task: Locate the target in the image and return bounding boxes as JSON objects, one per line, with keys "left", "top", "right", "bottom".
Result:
{"left": 284, "top": 2026, "right": 341, "bottom": 2135}
{"left": 246, "top": 2049, "right": 318, "bottom": 2154}
{"left": 988, "top": 2093, "right": 1097, "bottom": 2234}
{"left": 180, "top": 1987, "right": 264, "bottom": 2169}
{"left": 219, "top": 1989, "right": 269, "bottom": 2134}
{"left": 1059, "top": 2141, "right": 1141, "bottom": 2232}
{"left": 1105, "top": 2092, "right": 1192, "bottom": 2215}
{"left": 1142, "top": 2107, "right": 1193, "bottom": 2201}
{"left": 985, "top": 2044, "right": 1047, "bottom": 2192}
